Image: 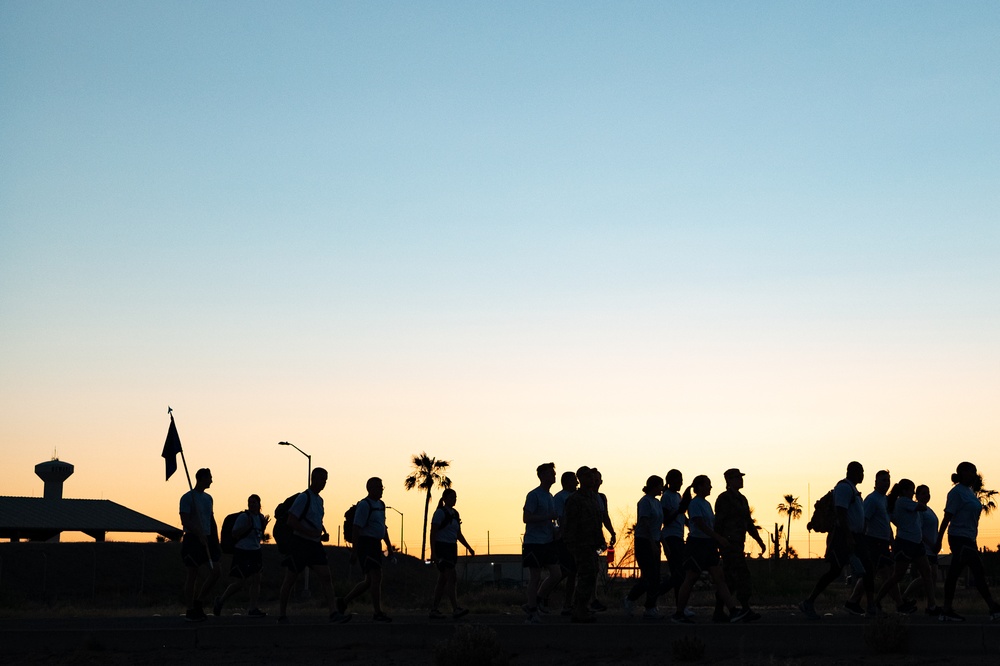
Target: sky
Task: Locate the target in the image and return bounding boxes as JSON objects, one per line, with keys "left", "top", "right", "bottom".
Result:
{"left": 2, "top": 1, "right": 998, "bottom": 558}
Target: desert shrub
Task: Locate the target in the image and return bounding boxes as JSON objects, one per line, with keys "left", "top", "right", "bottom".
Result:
{"left": 435, "top": 624, "right": 508, "bottom": 666}
{"left": 863, "top": 614, "right": 909, "bottom": 654}
{"left": 672, "top": 635, "right": 705, "bottom": 662}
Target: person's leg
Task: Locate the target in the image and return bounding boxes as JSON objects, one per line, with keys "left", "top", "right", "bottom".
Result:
{"left": 537, "top": 563, "right": 560, "bottom": 602}
{"left": 644, "top": 544, "right": 661, "bottom": 609}
{"left": 368, "top": 569, "right": 383, "bottom": 613}
{"left": 913, "top": 557, "right": 935, "bottom": 609}
{"left": 444, "top": 569, "right": 459, "bottom": 610}
{"left": 964, "top": 550, "right": 999, "bottom": 610}
{"left": 627, "top": 539, "right": 650, "bottom": 603}
{"left": 310, "top": 564, "right": 337, "bottom": 612}
{"left": 874, "top": 561, "right": 906, "bottom": 605}
{"left": 707, "top": 565, "right": 737, "bottom": 611}
{"left": 248, "top": 572, "right": 261, "bottom": 610}
{"left": 571, "top": 545, "right": 597, "bottom": 621}
{"left": 431, "top": 570, "right": 446, "bottom": 611}
{"left": 196, "top": 564, "right": 221, "bottom": 607}
{"left": 807, "top": 561, "right": 843, "bottom": 603}
{"left": 183, "top": 564, "right": 200, "bottom": 610}
{"left": 525, "top": 567, "right": 542, "bottom": 610}
{"left": 675, "top": 570, "right": 699, "bottom": 612}
{"left": 279, "top": 568, "right": 299, "bottom": 618}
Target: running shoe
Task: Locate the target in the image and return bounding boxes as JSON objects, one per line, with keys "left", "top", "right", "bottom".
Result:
{"left": 372, "top": 612, "right": 392, "bottom": 623}
{"left": 843, "top": 601, "right": 865, "bottom": 616}
{"left": 670, "top": 612, "right": 694, "bottom": 624}
{"left": 276, "top": 615, "right": 289, "bottom": 625}
{"left": 712, "top": 611, "right": 729, "bottom": 623}
{"left": 212, "top": 597, "right": 223, "bottom": 617}
{"left": 729, "top": 608, "right": 750, "bottom": 623}
{"left": 683, "top": 607, "right": 696, "bottom": 618}
{"left": 642, "top": 607, "right": 662, "bottom": 621}
{"left": 524, "top": 611, "right": 541, "bottom": 625}
{"left": 329, "top": 611, "right": 352, "bottom": 624}
{"left": 897, "top": 600, "right": 918, "bottom": 615}
{"left": 428, "top": 609, "right": 446, "bottom": 620}
{"left": 185, "top": 607, "right": 207, "bottom": 623}
{"left": 248, "top": 608, "right": 267, "bottom": 617}
{"left": 452, "top": 607, "right": 469, "bottom": 619}
{"left": 741, "top": 610, "right": 762, "bottom": 623}
{"left": 798, "top": 599, "right": 820, "bottom": 621}
{"left": 938, "top": 608, "right": 965, "bottom": 622}
{"left": 622, "top": 597, "right": 636, "bottom": 617}
{"left": 589, "top": 599, "right": 608, "bottom": 612}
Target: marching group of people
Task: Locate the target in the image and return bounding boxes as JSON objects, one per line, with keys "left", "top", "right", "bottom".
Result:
{"left": 175, "top": 459, "right": 1000, "bottom": 625}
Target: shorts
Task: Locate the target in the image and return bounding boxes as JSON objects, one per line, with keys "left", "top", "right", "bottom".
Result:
{"left": 355, "top": 536, "right": 383, "bottom": 573}
{"left": 434, "top": 541, "right": 458, "bottom": 571}
{"left": 825, "top": 528, "right": 864, "bottom": 570}
{"left": 555, "top": 539, "right": 578, "bottom": 574}
{"left": 947, "top": 535, "right": 981, "bottom": 571}
{"left": 181, "top": 536, "right": 221, "bottom": 568}
{"left": 892, "top": 538, "right": 923, "bottom": 563}
{"left": 230, "top": 548, "right": 263, "bottom": 578}
{"left": 864, "top": 536, "right": 892, "bottom": 572}
{"left": 284, "top": 534, "right": 328, "bottom": 572}
{"left": 522, "top": 542, "right": 558, "bottom": 569}
{"left": 684, "top": 537, "right": 719, "bottom": 573}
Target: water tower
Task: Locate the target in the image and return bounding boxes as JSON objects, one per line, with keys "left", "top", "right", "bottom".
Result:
{"left": 35, "top": 457, "right": 74, "bottom": 500}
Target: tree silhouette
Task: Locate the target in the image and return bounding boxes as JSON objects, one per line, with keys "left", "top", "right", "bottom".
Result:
{"left": 404, "top": 452, "right": 452, "bottom": 561}
{"left": 776, "top": 494, "right": 802, "bottom": 558}
{"left": 974, "top": 474, "right": 997, "bottom": 516}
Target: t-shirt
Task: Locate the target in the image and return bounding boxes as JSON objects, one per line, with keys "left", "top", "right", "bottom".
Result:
{"left": 944, "top": 484, "right": 982, "bottom": 540}
{"left": 919, "top": 507, "right": 939, "bottom": 555}
{"left": 179, "top": 489, "right": 214, "bottom": 536}
{"left": 431, "top": 507, "right": 460, "bottom": 544}
{"left": 686, "top": 496, "right": 714, "bottom": 540}
{"left": 863, "top": 492, "right": 891, "bottom": 540}
{"left": 354, "top": 497, "right": 388, "bottom": 540}
{"left": 890, "top": 496, "right": 921, "bottom": 543}
{"left": 661, "top": 489, "right": 685, "bottom": 539}
{"left": 833, "top": 479, "right": 864, "bottom": 534}
{"left": 553, "top": 489, "right": 572, "bottom": 530}
{"left": 233, "top": 512, "right": 264, "bottom": 551}
{"left": 636, "top": 495, "right": 664, "bottom": 541}
{"left": 714, "top": 490, "right": 753, "bottom": 544}
{"left": 523, "top": 486, "right": 555, "bottom": 544}
{"left": 290, "top": 489, "right": 324, "bottom": 542}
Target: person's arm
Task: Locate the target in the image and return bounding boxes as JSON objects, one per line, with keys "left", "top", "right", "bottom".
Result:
{"left": 935, "top": 512, "right": 953, "bottom": 554}
{"left": 457, "top": 525, "right": 475, "bottom": 556}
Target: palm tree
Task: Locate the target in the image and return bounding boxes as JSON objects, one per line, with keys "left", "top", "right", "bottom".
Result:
{"left": 776, "top": 494, "right": 802, "bottom": 558}
{"left": 975, "top": 474, "right": 997, "bottom": 515}
{"left": 403, "top": 452, "right": 452, "bottom": 561}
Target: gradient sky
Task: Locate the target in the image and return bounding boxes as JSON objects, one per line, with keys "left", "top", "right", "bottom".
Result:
{"left": 2, "top": 2, "right": 998, "bottom": 556}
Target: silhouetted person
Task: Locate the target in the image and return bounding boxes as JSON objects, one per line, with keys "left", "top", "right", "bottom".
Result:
{"left": 277, "top": 468, "right": 349, "bottom": 624}
{"left": 713, "top": 468, "right": 766, "bottom": 622}
{"left": 799, "top": 461, "right": 865, "bottom": 620}
{"left": 660, "top": 468, "right": 690, "bottom": 616}
{"left": 522, "top": 462, "right": 560, "bottom": 623}
{"left": 563, "top": 466, "right": 605, "bottom": 623}
{"left": 429, "top": 488, "right": 475, "bottom": 619}
{"left": 874, "top": 479, "right": 936, "bottom": 613}
{"left": 845, "top": 469, "right": 908, "bottom": 615}
{"left": 671, "top": 475, "right": 749, "bottom": 623}
{"left": 180, "top": 468, "right": 221, "bottom": 622}
{"left": 936, "top": 462, "right": 1000, "bottom": 621}
{"left": 902, "top": 484, "right": 940, "bottom": 613}
{"left": 214, "top": 493, "right": 270, "bottom": 617}
{"left": 624, "top": 475, "right": 664, "bottom": 620}
{"left": 552, "top": 470, "right": 579, "bottom": 615}
{"left": 340, "top": 477, "right": 395, "bottom": 622}
{"left": 590, "top": 468, "right": 616, "bottom": 612}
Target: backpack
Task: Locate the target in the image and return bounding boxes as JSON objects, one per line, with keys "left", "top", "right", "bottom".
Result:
{"left": 219, "top": 510, "right": 246, "bottom": 555}
{"left": 273, "top": 491, "right": 311, "bottom": 554}
{"left": 343, "top": 499, "right": 371, "bottom": 544}
{"left": 807, "top": 490, "right": 836, "bottom": 533}
{"left": 807, "top": 481, "right": 857, "bottom": 533}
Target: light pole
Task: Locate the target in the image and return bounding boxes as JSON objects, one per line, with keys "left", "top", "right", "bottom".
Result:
{"left": 278, "top": 441, "right": 312, "bottom": 595}
{"left": 385, "top": 506, "right": 404, "bottom": 555}
{"left": 278, "top": 441, "right": 311, "bottom": 486}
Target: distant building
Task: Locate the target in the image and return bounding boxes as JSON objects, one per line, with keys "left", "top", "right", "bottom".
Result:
{"left": 0, "top": 457, "right": 182, "bottom": 542}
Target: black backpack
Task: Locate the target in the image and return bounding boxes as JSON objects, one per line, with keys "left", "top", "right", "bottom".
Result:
{"left": 219, "top": 510, "right": 247, "bottom": 555}
{"left": 273, "top": 491, "right": 311, "bottom": 554}
{"left": 343, "top": 499, "right": 371, "bottom": 544}
{"left": 807, "top": 490, "right": 836, "bottom": 533}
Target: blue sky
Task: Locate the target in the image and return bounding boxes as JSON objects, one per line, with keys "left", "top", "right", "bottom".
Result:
{"left": 2, "top": 2, "right": 998, "bottom": 552}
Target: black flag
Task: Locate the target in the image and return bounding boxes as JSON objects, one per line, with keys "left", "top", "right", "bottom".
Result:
{"left": 161, "top": 415, "right": 183, "bottom": 481}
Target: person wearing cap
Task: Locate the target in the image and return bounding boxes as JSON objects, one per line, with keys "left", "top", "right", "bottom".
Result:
{"left": 563, "top": 466, "right": 606, "bottom": 623}
{"left": 713, "top": 468, "right": 766, "bottom": 622}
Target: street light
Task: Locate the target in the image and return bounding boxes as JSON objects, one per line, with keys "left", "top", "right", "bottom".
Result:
{"left": 278, "top": 441, "right": 311, "bottom": 486}
{"left": 385, "top": 505, "right": 404, "bottom": 555}
{"left": 278, "top": 440, "right": 312, "bottom": 597}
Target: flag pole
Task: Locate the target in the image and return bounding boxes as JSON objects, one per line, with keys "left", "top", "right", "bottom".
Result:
{"left": 168, "top": 407, "right": 193, "bottom": 490}
{"left": 167, "top": 407, "right": 210, "bottom": 569}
